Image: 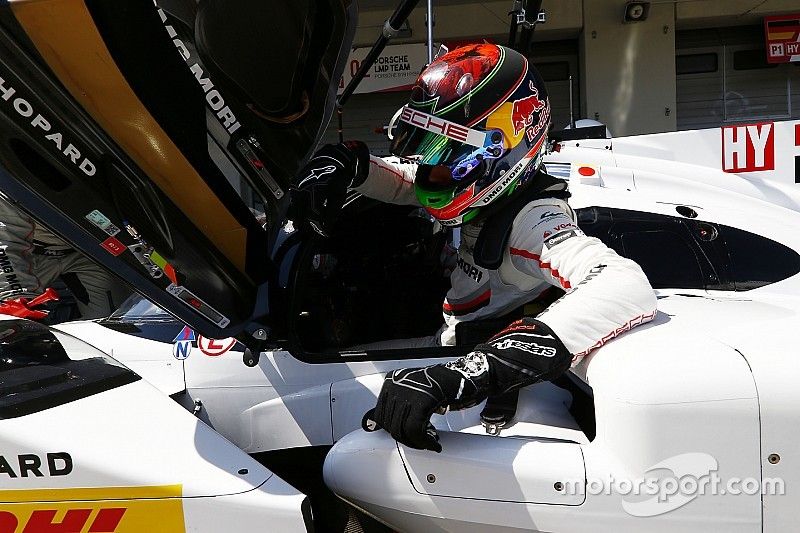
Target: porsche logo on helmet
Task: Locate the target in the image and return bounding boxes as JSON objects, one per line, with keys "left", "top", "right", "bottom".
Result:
{"left": 399, "top": 107, "right": 487, "bottom": 148}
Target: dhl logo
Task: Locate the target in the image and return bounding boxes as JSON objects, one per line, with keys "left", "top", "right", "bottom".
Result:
{"left": 0, "top": 508, "right": 125, "bottom": 532}
{"left": 0, "top": 486, "right": 184, "bottom": 533}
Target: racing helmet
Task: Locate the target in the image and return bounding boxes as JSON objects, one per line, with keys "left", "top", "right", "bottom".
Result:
{"left": 390, "top": 43, "right": 552, "bottom": 226}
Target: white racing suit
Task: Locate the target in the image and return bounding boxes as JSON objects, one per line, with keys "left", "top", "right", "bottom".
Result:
{"left": 0, "top": 198, "right": 129, "bottom": 319}
{"left": 355, "top": 156, "right": 657, "bottom": 364}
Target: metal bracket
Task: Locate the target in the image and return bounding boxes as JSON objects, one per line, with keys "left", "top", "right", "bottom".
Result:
{"left": 515, "top": 9, "right": 546, "bottom": 28}
{"left": 482, "top": 420, "right": 506, "bottom": 436}
{"left": 242, "top": 326, "right": 271, "bottom": 367}
{"left": 382, "top": 19, "right": 402, "bottom": 39}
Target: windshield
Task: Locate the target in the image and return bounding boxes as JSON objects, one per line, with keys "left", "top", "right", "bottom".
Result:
{"left": 109, "top": 293, "right": 173, "bottom": 321}
{"left": 0, "top": 318, "right": 138, "bottom": 418}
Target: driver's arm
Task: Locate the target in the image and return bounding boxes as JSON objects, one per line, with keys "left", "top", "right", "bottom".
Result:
{"left": 351, "top": 154, "right": 421, "bottom": 206}
{"left": 368, "top": 200, "right": 657, "bottom": 452}
{"left": 507, "top": 202, "right": 657, "bottom": 364}
{"left": 288, "top": 142, "right": 420, "bottom": 236}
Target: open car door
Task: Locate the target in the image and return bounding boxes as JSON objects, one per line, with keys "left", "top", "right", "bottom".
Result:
{"left": 0, "top": 0, "right": 356, "bottom": 349}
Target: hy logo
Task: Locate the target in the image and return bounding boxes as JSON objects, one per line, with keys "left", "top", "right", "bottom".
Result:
{"left": 172, "top": 326, "right": 195, "bottom": 360}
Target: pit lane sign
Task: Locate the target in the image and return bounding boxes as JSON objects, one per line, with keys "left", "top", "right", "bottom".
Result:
{"left": 764, "top": 14, "right": 800, "bottom": 64}
{"left": 337, "top": 43, "right": 429, "bottom": 95}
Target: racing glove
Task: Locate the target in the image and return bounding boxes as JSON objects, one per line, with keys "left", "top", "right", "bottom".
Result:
{"left": 365, "top": 318, "right": 572, "bottom": 452}
{"left": 287, "top": 141, "right": 369, "bottom": 237}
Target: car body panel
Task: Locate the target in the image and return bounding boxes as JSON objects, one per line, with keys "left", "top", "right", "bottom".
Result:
{"left": 326, "top": 292, "right": 765, "bottom": 532}
{"left": 0, "top": 321, "right": 309, "bottom": 531}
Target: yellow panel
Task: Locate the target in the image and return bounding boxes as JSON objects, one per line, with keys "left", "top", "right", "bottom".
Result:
{"left": 767, "top": 31, "right": 796, "bottom": 40}
{"left": 10, "top": 0, "right": 247, "bottom": 272}
{"left": 0, "top": 485, "right": 184, "bottom": 532}
{"left": 486, "top": 102, "right": 525, "bottom": 148}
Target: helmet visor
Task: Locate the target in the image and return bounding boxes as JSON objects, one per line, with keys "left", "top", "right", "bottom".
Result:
{"left": 390, "top": 107, "right": 505, "bottom": 180}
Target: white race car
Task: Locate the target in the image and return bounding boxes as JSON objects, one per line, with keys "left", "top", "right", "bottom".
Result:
{"left": 57, "top": 120, "right": 800, "bottom": 533}
{"left": 0, "top": 0, "right": 798, "bottom": 532}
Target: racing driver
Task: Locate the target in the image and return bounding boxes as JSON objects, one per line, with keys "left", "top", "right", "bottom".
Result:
{"left": 289, "top": 44, "right": 657, "bottom": 452}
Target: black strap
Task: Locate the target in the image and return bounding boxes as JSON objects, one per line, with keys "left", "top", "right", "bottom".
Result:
{"left": 473, "top": 171, "right": 570, "bottom": 270}
{"left": 480, "top": 389, "right": 521, "bottom": 435}
{"left": 32, "top": 243, "right": 74, "bottom": 257}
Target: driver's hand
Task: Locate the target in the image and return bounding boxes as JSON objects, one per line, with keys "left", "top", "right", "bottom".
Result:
{"left": 288, "top": 141, "right": 369, "bottom": 237}
{"left": 365, "top": 356, "right": 491, "bottom": 452}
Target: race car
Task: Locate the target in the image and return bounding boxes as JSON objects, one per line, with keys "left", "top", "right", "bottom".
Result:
{"left": 0, "top": 0, "right": 798, "bottom": 532}
{"left": 55, "top": 120, "right": 800, "bottom": 532}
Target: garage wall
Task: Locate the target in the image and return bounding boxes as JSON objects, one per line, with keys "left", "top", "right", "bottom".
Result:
{"left": 341, "top": 0, "right": 800, "bottom": 143}
{"left": 676, "top": 26, "right": 800, "bottom": 130}
{"left": 580, "top": 0, "right": 677, "bottom": 136}
{"left": 319, "top": 91, "right": 409, "bottom": 156}
{"left": 321, "top": 40, "right": 580, "bottom": 155}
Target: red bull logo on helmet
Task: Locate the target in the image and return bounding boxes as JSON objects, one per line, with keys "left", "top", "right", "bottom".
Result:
{"left": 511, "top": 81, "right": 547, "bottom": 136}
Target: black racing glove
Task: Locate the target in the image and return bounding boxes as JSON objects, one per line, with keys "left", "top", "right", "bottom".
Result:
{"left": 364, "top": 318, "right": 572, "bottom": 452}
{"left": 288, "top": 141, "right": 369, "bottom": 237}
{"left": 366, "top": 354, "right": 492, "bottom": 452}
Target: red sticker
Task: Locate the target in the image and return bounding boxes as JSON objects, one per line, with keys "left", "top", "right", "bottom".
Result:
{"left": 101, "top": 237, "right": 126, "bottom": 256}
{"left": 197, "top": 336, "right": 237, "bottom": 357}
{"left": 721, "top": 122, "right": 775, "bottom": 173}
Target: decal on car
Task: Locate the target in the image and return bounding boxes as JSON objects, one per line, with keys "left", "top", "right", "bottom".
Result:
{"left": 85, "top": 210, "right": 121, "bottom": 237}
{"left": 543, "top": 162, "right": 571, "bottom": 179}
{"left": 172, "top": 326, "right": 195, "bottom": 360}
{"left": 154, "top": 2, "right": 241, "bottom": 135}
{"left": 0, "top": 77, "right": 97, "bottom": 176}
{"left": 0, "top": 485, "right": 184, "bottom": 533}
{"left": 197, "top": 336, "right": 237, "bottom": 357}
{"left": 0, "top": 453, "right": 72, "bottom": 478}
{"left": 0, "top": 75, "right": 97, "bottom": 177}
{"left": 721, "top": 122, "right": 774, "bottom": 173}
{"left": 100, "top": 237, "right": 127, "bottom": 257}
